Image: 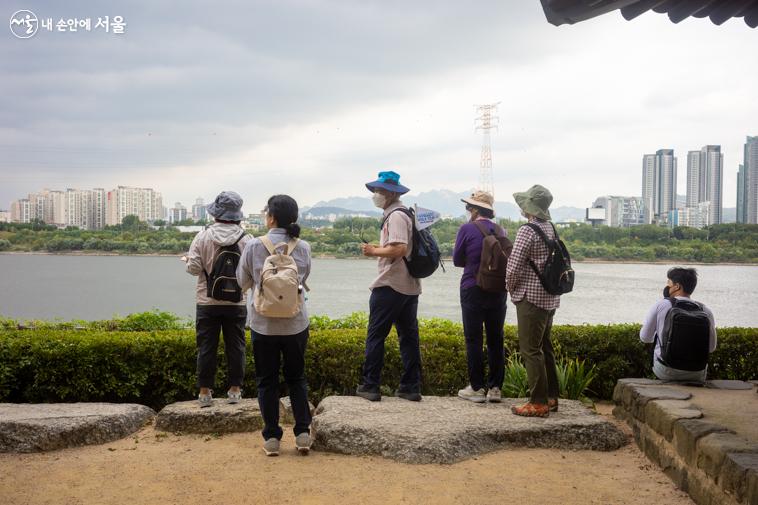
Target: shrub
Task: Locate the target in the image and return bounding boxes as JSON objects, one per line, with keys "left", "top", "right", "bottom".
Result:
{"left": 0, "top": 314, "right": 755, "bottom": 410}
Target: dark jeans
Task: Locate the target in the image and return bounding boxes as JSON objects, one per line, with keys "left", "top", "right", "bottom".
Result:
{"left": 515, "top": 300, "right": 558, "bottom": 404}
{"left": 195, "top": 304, "right": 247, "bottom": 389}
{"left": 460, "top": 286, "right": 507, "bottom": 391}
{"left": 252, "top": 328, "right": 312, "bottom": 440}
{"left": 361, "top": 286, "right": 422, "bottom": 393}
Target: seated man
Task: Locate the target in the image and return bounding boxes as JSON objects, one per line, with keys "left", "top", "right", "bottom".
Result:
{"left": 640, "top": 267, "right": 717, "bottom": 383}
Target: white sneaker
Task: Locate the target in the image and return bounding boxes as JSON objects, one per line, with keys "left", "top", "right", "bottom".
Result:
{"left": 458, "top": 385, "right": 486, "bottom": 403}
{"left": 227, "top": 390, "right": 242, "bottom": 404}
{"left": 487, "top": 387, "right": 502, "bottom": 403}
{"left": 198, "top": 391, "right": 213, "bottom": 408}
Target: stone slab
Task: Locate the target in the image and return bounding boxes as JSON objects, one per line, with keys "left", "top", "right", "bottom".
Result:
{"left": 705, "top": 380, "right": 754, "bottom": 390}
{"left": 719, "top": 452, "right": 758, "bottom": 503}
{"left": 696, "top": 432, "right": 758, "bottom": 482}
{"left": 312, "top": 396, "right": 628, "bottom": 464}
{"left": 155, "top": 399, "right": 263, "bottom": 434}
{"left": 644, "top": 400, "right": 702, "bottom": 441}
{"left": 672, "top": 418, "right": 732, "bottom": 466}
{"left": 619, "top": 384, "right": 693, "bottom": 421}
{"left": 0, "top": 403, "right": 155, "bottom": 453}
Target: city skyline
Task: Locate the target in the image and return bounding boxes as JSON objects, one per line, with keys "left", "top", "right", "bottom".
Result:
{"left": 1, "top": 1, "right": 756, "bottom": 214}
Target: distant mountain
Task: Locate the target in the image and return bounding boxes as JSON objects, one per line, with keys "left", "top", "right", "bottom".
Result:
{"left": 309, "top": 189, "right": 586, "bottom": 222}
{"left": 302, "top": 206, "right": 381, "bottom": 219}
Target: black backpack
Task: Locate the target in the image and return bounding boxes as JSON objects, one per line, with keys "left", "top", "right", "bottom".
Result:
{"left": 523, "top": 222, "right": 574, "bottom": 295}
{"left": 382, "top": 207, "right": 443, "bottom": 279}
{"left": 657, "top": 298, "right": 711, "bottom": 371}
{"left": 203, "top": 233, "right": 245, "bottom": 302}
{"left": 474, "top": 221, "right": 512, "bottom": 293}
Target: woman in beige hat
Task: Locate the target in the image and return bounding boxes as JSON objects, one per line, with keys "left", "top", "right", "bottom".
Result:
{"left": 453, "top": 191, "right": 510, "bottom": 403}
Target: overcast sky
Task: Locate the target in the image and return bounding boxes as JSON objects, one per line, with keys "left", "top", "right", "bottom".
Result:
{"left": 2, "top": 0, "right": 756, "bottom": 214}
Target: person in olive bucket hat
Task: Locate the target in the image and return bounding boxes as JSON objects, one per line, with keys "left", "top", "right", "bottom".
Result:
{"left": 183, "top": 191, "right": 251, "bottom": 408}
{"left": 505, "top": 184, "right": 561, "bottom": 417}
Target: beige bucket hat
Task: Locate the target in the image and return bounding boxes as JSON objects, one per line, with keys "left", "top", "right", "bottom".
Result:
{"left": 513, "top": 184, "right": 552, "bottom": 221}
{"left": 461, "top": 190, "right": 495, "bottom": 213}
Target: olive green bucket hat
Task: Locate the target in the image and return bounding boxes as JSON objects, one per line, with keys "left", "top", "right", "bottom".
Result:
{"left": 513, "top": 184, "right": 553, "bottom": 221}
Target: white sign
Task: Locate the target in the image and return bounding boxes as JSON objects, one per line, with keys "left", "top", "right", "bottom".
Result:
{"left": 414, "top": 205, "right": 441, "bottom": 231}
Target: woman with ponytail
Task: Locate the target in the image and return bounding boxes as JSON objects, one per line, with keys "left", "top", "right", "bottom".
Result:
{"left": 236, "top": 194, "right": 313, "bottom": 457}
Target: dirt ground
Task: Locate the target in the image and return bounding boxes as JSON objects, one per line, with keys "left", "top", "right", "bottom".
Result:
{"left": 0, "top": 403, "right": 693, "bottom": 505}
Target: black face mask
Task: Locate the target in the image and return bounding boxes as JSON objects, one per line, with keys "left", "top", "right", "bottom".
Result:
{"left": 663, "top": 286, "right": 671, "bottom": 298}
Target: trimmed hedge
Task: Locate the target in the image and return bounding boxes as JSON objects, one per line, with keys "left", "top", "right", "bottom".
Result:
{"left": 1, "top": 321, "right": 756, "bottom": 410}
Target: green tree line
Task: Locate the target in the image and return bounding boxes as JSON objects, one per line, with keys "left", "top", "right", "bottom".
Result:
{"left": 1, "top": 216, "right": 757, "bottom": 263}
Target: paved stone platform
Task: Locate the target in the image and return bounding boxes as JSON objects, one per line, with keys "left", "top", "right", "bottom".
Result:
{"left": 155, "top": 397, "right": 315, "bottom": 434}
{"left": 311, "top": 396, "right": 628, "bottom": 464}
{"left": 0, "top": 403, "right": 155, "bottom": 453}
{"left": 613, "top": 378, "right": 758, "bottom": 505}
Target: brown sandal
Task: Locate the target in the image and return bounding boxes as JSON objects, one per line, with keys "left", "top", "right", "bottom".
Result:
{"left": 511, "top": 402, "right": 550, "bottom": 418}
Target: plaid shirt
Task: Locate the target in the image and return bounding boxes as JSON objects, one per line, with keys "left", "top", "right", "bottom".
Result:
{"left": 506, "top": 217, "right": 561, "bottom": 310}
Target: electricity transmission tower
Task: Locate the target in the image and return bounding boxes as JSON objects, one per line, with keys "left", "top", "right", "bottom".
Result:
{"left": 474, "top": 103, "right": 500, "bottom": 198}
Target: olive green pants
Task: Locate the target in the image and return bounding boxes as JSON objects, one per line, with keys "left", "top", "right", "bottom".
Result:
{"left": 515, "top": 300, "right": 558, "bottom": 405}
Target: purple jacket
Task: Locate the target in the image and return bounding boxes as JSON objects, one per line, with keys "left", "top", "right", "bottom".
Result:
{"left": 453, "top": 219, "right": 506, "bottom": 290}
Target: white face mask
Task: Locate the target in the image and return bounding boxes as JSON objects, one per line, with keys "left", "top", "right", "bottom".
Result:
{"left": 372, "top": 192, "right": 387, "bottom": 209}
{"left": 466, "top": 210, "right": 473, "bottom": 222}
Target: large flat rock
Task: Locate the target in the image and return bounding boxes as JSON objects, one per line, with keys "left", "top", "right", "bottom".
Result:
{"left": 0, "top": 403, "right": 155, "bottom": 453}
{"left": 311, "top": 396, "right": 628, "bottom": 464}
{"left": 156, "top": 397, "right": 316, "bottom": 434}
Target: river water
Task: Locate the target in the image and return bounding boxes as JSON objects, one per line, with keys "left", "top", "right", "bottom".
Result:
{"left": 0, "top": 255, "right": 756, "bottom": 326}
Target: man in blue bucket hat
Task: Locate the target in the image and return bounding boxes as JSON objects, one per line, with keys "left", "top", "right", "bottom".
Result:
{"left": 356, "top": 171, "right": 423, "bottom": 402}
{"left": 183, "top": 191, "right": 252, "bottom": 407}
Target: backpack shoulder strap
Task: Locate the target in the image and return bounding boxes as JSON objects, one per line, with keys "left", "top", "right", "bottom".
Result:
{"left": 259, "top": 235, "right": 276, "bottom": 255}
{"left": 381, "top": 207, "right": 411, "bottom": 230}
{"left": 473, "top": 220, "right": 492, "bottom": 238}
{"left": 523, "top": 222, "right": 551, "bottom": 245}
{"left": 285, "top": 238, "right": 300, "bottom": 256}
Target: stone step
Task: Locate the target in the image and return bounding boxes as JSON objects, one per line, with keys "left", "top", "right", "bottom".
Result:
{"left": 155, "top": 397, "right": 315, "bottom": 434}
{"left": 311, "top": 396, "right": 628, "bottom": 464}
{"left": 0, "top": 403, "right": 155, "bottom": 453}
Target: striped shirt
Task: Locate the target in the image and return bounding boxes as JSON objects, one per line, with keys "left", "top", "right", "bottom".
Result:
{"left": 506, "top": 218, "right": 561, "bottom": 310}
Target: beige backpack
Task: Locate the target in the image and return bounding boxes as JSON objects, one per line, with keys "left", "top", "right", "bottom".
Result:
{"left": 253, "top": 236, "right": 303, "bottom": 318}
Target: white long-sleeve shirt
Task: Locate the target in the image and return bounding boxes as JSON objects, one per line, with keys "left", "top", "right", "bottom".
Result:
{"left": 639, "top": 296, "right": 717, "bottom": 363}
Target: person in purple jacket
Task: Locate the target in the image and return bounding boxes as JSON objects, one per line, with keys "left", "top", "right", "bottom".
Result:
{"left": 453, "top": 191, "right": 508, "bottom": 403}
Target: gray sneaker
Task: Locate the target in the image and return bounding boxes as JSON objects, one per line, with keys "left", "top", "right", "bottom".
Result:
{"left": 227, "top": 390, "right": 242, "bottom": 404}
{"left": 486, "top": 387, "right": 502, "bottom": 403}
{"left": 198, "top": 391, "right": 213, "bottom": 408}
{"left": 458, "top": 385, "right": 486, "bottom": 403}
{"left": 295, "top": 433, "right": 312, "bottom": 454}
{"left": 263, "top": 438, "right": 280, "bottom": 457}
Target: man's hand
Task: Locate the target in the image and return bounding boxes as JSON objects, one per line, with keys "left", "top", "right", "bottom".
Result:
{"left": 361, "top": 243, "right": 376, "bottom": 257}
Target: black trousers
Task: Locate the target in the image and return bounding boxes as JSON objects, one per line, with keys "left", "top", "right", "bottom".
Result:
{"left": 195, "top": 304, "right": 247, "bottom": 389}
{"left": 460, "top": 285, "right": 507, "bottom": 391}
{"left": 252, "top": 328, "right": 312, "bottom": 440}
{"left": 361, "top": 286, "right": 422, "bottom": 393}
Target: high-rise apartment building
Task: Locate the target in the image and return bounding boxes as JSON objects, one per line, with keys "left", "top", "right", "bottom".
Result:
{"left": 745, "top": 136, "right": 758, "bottom": 224}
{"left": 106, "top": 186, "right": 163, "bottom": 226}
{"left": 641, "top": 149, "right": 677, "bottom": 224}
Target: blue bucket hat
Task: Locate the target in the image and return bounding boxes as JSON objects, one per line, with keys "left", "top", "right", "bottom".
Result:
{"left": 365, "top": 171, "right": 410, "bottom": 195}
{"left": 206, "top": 191, "right": 244, "bottom": 221}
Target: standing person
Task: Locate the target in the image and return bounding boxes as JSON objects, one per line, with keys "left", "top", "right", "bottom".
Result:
{"left": 506, "top": 184, "right": 560, "bottom": 417}
{"left": 236, "top": 194, "right": 313, "bottom": 457}
{"left": 356, "top": 171, "right": 423, "bottom": 402}
{"left": 640, "top": 267, "right": 717, "bottom": 383}
{"left": 453, "top": 191, "right": 510, "bottom": 403}
{"left": 183, "top": 191, "right": 251, "bottom": 408}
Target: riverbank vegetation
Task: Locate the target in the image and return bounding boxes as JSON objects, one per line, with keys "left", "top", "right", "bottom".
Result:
{"left": 1, "top": 218, "right": 757, "bottom": 263}
{"left": 1, "top": 311, "right": 755, "bottom": 408}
